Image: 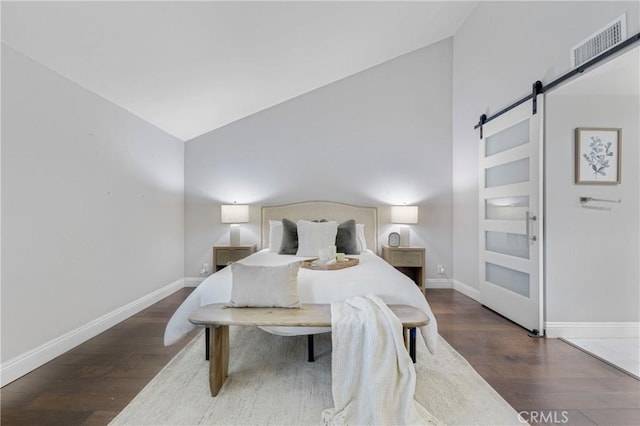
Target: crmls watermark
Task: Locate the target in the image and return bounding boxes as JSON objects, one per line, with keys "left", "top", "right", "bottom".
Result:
{"left": 518, "top": 410, "right": 569, "bottom": 424}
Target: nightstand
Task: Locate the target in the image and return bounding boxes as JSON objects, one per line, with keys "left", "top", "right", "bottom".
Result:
{"left": 381, "top": 245, "right": 425, "bottom": 293}
{"left": 213, "top": 244, "right": 257, "bottom": 271}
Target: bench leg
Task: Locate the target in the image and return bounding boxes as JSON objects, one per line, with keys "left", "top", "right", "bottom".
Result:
{"left": 403, "top": 327, "right": 417, "bottom": 363}
{"left": 307, "top": 335, "right": 314, "bottom": 362}
{"left": 209, "top": 325, "right": 229, "bottom": 397}
{"left": 409, "top": 327, "right": 416, "bottom": 363}
{"left": 205, "top": 327, "right": 210, "bottom": 361}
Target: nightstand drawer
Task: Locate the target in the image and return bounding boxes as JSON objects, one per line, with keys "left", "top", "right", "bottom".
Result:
{"left": 389, "top": 250, "right": 423, "bottom": 267}
{"left": 216, "top": 248, "right": 251, "bottom": 265}
{"left": 213, "top": 244, "right": 257, "bottom": 271}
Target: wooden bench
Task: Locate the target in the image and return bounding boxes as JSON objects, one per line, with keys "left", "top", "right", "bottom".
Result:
{"left": 189, "top": 303, "right": 430, "bottom": 396}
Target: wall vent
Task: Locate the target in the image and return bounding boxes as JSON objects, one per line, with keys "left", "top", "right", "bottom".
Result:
{"left": 571, "top": 14, "right": 627, "bottom": 68}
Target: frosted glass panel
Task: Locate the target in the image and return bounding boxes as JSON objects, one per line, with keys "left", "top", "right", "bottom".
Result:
{"left": 486, "top": 262, "right": 530, "bottom": 298}
{"left": 485, "top": 119, "right": 529, "bottom": 157}
{"left": 486, "top": 231, "right": 529, "bottom": 259}
{"left": 485, "top": 196, "right": 529, "bottom": 220}
{"left": 486, "top": 158, "right": 529, "bottom": 188}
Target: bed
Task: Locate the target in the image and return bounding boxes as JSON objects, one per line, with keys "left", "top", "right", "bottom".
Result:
{"left": 164, "top": 201, "right": 438, "bottom": 354}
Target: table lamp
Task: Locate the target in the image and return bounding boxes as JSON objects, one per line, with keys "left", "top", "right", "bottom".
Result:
{"left": 391, "top": 205, "right": 418, "bottom": 247}
{"left": 221, "top": 204, "right": 249, "bottom": 246}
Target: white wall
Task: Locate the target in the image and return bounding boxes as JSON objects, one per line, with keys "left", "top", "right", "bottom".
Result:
{"left": 452, "top": 1, "right": 640, "bottom": 291}
{"left": 185, "top": 39, "right": 454, "bottom": 282}
{"left": 545, "top": 93, "right": 639, "bottom": 322}
{"left": 1, "top": 47, "right": 185, "bottom": 375}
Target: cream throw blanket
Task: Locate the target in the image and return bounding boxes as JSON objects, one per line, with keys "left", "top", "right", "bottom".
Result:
{"left": 322, "top": 295, "right": 443, "bottom": 426}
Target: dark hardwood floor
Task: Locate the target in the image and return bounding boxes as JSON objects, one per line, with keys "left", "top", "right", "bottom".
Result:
{"left": 2, "top": 288, "right": 638, "bottom": 425}
{"left": 429, "top": 289, "right": 640, "bottom": 426}
{"left": 1, "top": 288, "right": 199, "bottom": 426}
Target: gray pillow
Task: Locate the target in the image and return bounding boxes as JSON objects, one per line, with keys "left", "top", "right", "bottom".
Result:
{"left": 336, "top": 219, "right": 358, "bottom": 255}
{"left": 279, "top": 218, "right": 298, "bottom": 254}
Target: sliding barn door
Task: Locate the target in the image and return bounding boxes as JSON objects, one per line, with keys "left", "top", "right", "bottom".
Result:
{"left": 478, "top": 98, "right": 544, "bottom": 335}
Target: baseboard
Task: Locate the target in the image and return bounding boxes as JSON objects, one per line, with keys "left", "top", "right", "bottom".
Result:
{"left": 425, "top": 278, "right": 453, "bottom": 289}
{"left": 0, "top": 278, "right": 185, "bottom": 387}
{"left": 452, "top": 279, "right": 480, "bottom": 302}
{"left": 184, "top": 277, "right": 206, "bottom": 287}
{"left": 545, "top": 322, "right": 640, "bottom": 338}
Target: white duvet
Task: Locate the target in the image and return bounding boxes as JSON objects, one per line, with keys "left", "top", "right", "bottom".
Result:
{"left": 164, "top": 250, "right": 438, "bottom": 354}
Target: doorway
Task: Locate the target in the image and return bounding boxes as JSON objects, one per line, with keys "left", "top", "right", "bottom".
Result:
{"left": 544, "top": 46, "right": 640, "bottom": 379}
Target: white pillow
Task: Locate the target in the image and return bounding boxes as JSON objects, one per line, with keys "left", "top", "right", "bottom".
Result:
{"left": 356, "top": 223, "right": 367, "bottom": 253}
{"left": 268, "top": 220, "right": 283, "bottom": 252}
{"left": 230, "top": 262, "right": 301, "bottom": 308}
{"left": 296, "top": 220, "right": 338, "bottom": 257}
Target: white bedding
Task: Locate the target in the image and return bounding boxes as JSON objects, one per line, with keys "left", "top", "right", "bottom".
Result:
{"left": 164, "top": 249, "right": 438, "bottom": 354}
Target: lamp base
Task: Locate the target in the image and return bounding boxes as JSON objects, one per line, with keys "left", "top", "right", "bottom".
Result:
{"left": 229, "top": 224, "right": 241, "bottom": 246}
{"left": 399, "top": 226, "right": 410, "bottom": 247}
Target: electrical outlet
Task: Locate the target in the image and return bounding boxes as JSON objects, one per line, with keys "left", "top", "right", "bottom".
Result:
{"left": 437, "top": 264, "right": 445, "bottom": 275}
{"left": 200, "top": 263, "right": 209, "bottom": 275}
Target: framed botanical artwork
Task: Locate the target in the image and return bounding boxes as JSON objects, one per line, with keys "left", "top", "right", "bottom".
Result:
{"left": 575, "top": 127, "right": 621, "bottom": 184}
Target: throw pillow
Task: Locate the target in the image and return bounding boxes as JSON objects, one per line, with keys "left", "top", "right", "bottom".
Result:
{"left": 230, "top": 262, "right": 301, "bottom": 308}
{"left": 336, "top": 219, "right": 359, "bottom": 254}
{"left": 279, "top": 218, "right": 298, "bottom": 254}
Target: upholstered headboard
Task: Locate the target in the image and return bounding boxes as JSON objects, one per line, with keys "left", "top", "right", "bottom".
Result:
{"left": 261, "top": 201, "right": 378, "bottom": 250}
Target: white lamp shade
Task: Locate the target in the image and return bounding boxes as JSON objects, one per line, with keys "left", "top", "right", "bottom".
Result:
{"left": 391, "top": 205, "right": 418, "bottom": 224}
{"left": 221, "top": 204, "right": 249, "bottom": 223}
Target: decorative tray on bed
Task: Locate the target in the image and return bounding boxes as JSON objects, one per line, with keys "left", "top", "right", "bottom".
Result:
{"left": 300, "top": 258, "right": 359, "bottom": 270}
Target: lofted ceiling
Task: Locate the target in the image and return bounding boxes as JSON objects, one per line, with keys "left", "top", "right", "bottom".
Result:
{"left": 2, "top": 1, "right": 477, "bottom": 141}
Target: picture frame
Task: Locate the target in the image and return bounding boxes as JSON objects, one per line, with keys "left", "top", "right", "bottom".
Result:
{"left": 388, "top": 232, "right": 401, "bottom": 247}
{"left": 575, "top": 128, "right": 621, "bottom": 184}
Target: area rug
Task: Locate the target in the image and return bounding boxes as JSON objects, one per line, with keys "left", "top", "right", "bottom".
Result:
{"left": 110, "top": 328, "right": 519, "bottom": 425}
